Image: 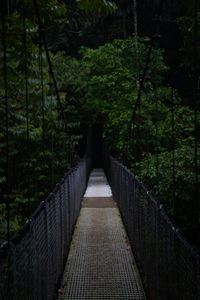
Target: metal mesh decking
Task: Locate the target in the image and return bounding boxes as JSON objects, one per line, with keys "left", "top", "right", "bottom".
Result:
{"left": 58, "top": 169, "right": 145, "bottom": 300}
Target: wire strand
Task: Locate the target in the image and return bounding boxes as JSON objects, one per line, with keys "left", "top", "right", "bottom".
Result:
{"left": 171, "top": 88, "right": 175, "bottom": 219}
{"left": 2, "top": 7, "right": 11, "bottom": 297}
{"left": 193, "top": 0, "right": 199, "bottom": 221}
{"left": 32, "top": 0, "right": 66, "bottom": 127}
{"left": 23, "top": 0, "right": 30, "bottom": 214}
{"left": 2, "top": 0, "right": 10, "bottom": 247}
{"left": 129, "top": 0, "right": 164, "bottom": 136}
{"left": 39, "top": 32, "right": 45, "bottom": 144}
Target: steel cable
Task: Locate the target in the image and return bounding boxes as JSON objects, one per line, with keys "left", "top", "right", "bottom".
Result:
{"left": 123, "top": 0, "right": 165, "bottom": 160}
{"left": 23, "top": 0, "right": 30, "bottom": 214}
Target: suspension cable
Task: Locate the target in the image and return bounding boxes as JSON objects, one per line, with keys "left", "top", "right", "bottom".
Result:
{"left": 171, "top": 88, "right": 175, "bottom": 219}
{"left": 145, "top": 93, "right": 150, "bottom": 182}
{"left": 127, "top": 0, "right": 164, "bottom": 143}
{"left": 131, "top": 0, "right": 164, "bottom": 124}
{"left": 137, "top": 96, "right": 141, "bottom": 177}
{"left": 2, "top": 0, "right": 10, "bottom": 246}
{"left": 132, "top": 0, "right": 139, "bottom": 88}
{"left": 193, "top": 0, "right": 199, "bottom": 220}
{"left": 23, "top": 0, "right": 30, "bottom": 213}
{"left": 32, "top": 0, "right": 72, "bottom": 173}
{"left": 123, "top": 0, "right": 164, "bottom": 162}
{"left": 32, "top": 0, "right": 66, "bottom": 126}
{"left": 2, "top": 5, "right": 11, "bottom": 296}
{"left": 39, "top": 29, "right": 45, "bottom": 143}
{"left": 49, "top": 77, "right": 54, "bottom": 188}
{"left": 155, "top": 87, "right": 159, "bottom": 180}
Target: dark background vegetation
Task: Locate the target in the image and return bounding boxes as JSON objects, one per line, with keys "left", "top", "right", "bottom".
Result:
{"left": 0, "top": 0, "right": 199, "bottom": 250}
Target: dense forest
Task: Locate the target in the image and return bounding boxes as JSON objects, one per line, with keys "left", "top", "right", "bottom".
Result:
{"left": 0, "top": 0, "right": 199, "bottom": 251}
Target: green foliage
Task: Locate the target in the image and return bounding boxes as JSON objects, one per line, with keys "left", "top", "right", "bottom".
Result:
{"left": 0, "top": 2, "right": 81, "bottom": 242}
{"left": 77, "top": 0, "right": 117, "bottom": 14}
{"left": 0, "top": 0, "right": 199, "bottom": 250}
{"left": 78, "top": 38, "right": 168, "bottom": 155}
{"left": 140, "top": 146, "right": 200, "bottom": 227}
{"left": 70, "top": 37, "right": 199, "bottom": 245}
{"left": 176, "top": 13, "right": 200, "bottom": 83}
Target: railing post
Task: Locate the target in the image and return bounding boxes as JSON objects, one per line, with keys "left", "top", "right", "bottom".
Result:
{"left": 62, "top": 175, "right": 68, "bottom": 256}
{"left": 9, "top": 241, "right": 16, "bottom": 299}
{"left": 66, "top": 173, "right": 71, "bottom": 245}
{"left": 155, "top": 203, "right": 160, "bottom": 299}
{"left": 54, "top": 183, "right": 62, "bottom": 282}
{"left": 59, "top": 181, "right": 64, "bottom": 270}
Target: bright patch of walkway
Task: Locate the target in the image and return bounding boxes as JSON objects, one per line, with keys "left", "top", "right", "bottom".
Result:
{"left": 84, "top": 169, "right": 112, "bottom": 197}
{"left": 58, "top": 169, "right": 145, "bottom": 300}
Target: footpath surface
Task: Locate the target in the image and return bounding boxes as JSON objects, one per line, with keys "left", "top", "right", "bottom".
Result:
{"left": 58, "top": 169, "right": 145, "bottom": 300}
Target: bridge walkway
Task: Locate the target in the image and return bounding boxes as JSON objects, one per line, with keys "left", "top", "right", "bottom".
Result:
{"left": 58, "top": 169, "right": 146, "bottom": 300}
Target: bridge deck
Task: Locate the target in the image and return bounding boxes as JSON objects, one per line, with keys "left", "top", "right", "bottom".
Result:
{"left": 58, "top": 169, "right": 145, "bottom": 300}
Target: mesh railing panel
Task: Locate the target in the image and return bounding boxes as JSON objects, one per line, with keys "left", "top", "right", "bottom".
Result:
{"left": 0, "top": 157, "right": 91, "bottom": 300}
{"left": 106, "top": 156, "right": 200, "bottom": 300}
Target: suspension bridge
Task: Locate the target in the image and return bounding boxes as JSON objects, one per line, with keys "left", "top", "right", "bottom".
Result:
{"left": 1, "top": 0, "right": 200, "bottom": 299}
{"left": 0, "top": 145, "right": 200, "bottom": 299}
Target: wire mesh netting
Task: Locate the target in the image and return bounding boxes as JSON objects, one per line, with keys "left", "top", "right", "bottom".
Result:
{"left": 105, "top": 156, "right": 200, "bottom": 300}
{"left": 0, "top": 156, "right": 92, "bottom": 300}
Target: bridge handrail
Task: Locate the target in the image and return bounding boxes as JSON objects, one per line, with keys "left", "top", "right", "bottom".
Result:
{"left": 105, "top": 155, "right": 200, "bottom": 300}
{"left": 0, "top": 155, "right": 92, "bottom": 300}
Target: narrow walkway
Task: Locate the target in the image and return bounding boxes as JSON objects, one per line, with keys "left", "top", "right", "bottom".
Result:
{"left": 58, "top": 169, "right": 145, "bottom": 300}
